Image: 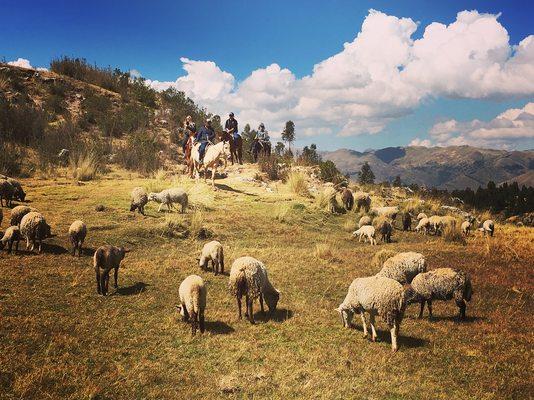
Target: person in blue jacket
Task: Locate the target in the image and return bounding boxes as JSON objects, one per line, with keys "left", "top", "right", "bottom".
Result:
{"left": 195, "top": 118, "right": 215, "bottom": 164}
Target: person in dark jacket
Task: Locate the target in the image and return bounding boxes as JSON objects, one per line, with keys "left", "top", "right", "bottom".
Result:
{"left": 195, "top": 119, "right": 215, "bottom": 163}
{"left": 181, "top": 115, "right": 197, "bottom": 153}
{"left": 225, "top": 112, "right": 239, "bottom": 144}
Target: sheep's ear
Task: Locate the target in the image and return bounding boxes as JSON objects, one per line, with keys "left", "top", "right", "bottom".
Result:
{"left": 124, "top": 248, "right": 131, "bottom": 253}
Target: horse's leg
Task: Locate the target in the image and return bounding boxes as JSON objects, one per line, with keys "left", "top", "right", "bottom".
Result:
{"left": 212, "top": 165, "right": 216, "bottom": 188}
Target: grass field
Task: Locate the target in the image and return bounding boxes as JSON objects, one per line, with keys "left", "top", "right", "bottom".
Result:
{"left": 0, "top": 166, "right": 533, "bottom": 399}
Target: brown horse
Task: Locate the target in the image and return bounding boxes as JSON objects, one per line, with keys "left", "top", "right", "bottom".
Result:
{"left": 219, "top": 131, "right": 243, "bottom": 165}
{"left": 184, "top": 135, "right": 195, "bottom": 178}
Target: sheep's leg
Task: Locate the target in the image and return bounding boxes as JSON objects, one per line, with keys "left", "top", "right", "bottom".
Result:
{"left": 158, "top": 203, "right": 163, "bottom": 212}
{"left": 38, "top": 239, "right": 42, "bottom": 254}
{"left": 456, "top": 299, "right": 466, "bottom": 320}
{"left": 79, "top": 241, "right": 83, "bottom": 257}
{"left": 25, "top": 237, "right": 30, "bottom": 250}
{"left": 246, "top": 295, "right": 255, "bottom": 324}
{"left": 259, "top": 294, "right": 265, "bottom": 313}
{"left": 418, "top": 301, "right": 425, "bottom": 319}
{"left": 181, "top": 202, "right": 185, "bottom": 214}
{"left": 190, "top": 311, "right": 198, "bottom": 336}
{"left": 211, "top": 167, "right": 216, "bottom": 188}
{"left": 114, "top": 266, "right": 119, "bottom": 289}
{"left": 199, "top": 311, "right": 205, "bottom": 333}
{"left": 182, "top": 304, "right": 190, "bottom": 321}
{"left": 360, "top": 313, "right": 368, "bottom": 338}
{"left": 390, "top": 322, "right": 399, "bottom": 352}
{"left": 427, "top": 300, "right": 433, "bottom": 319}
{"left": 104, "top": 272, "right": 110, "bottom": 295}
{"left": 100, "top": 273, "right": 107, "bottom": 296}
{"left": 369, "top": 313, "right": 378, "bottom": 342}
{"left": 213, "top": 260, "right": 218, "bottom": 276}
{"left": 8, "top": 241, "right": 13, "bottom": 254}
{"left": 96, "top": 270, "right": 101, "bottom": 294}
{"left": 236, "top": 296, "right": 242, "bottom": 319}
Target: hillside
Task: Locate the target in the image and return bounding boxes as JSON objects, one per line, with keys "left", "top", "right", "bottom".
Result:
{"left": 322, "top": 146, "right": 534, "bottom": 189}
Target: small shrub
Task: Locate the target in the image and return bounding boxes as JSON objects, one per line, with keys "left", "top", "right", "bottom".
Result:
{"left": 371, "top": 249, "right": 397, "bottom": 269}
{"left": 286, "top": 171, "right": 309, "bottom": 196}
{"left": 0, "top": 142, "right": 24, "bottom": 176}
{"left": 343, "top": 219, "right": 357, "bottom": 232}
{"left": 315, "top": 187, "right": 338, "bottom": 213}
{"left": 258, "top": 155, "right": 280, "bottom": 180}
{"left": 319, "top": 160, "right": 346, "bottom": 185}
{"left": 115, "top": 131, "right": 162, "bottom": 174}
{"left": 69, "top": 151, "right": 100, "bottom": 181}
{"left": 314, "top": 243, "right": 335, "bottom": 261}
{"left": 160, "top": 214, "right": 188, "bottom": 238}
{"left": 190, "top": 209, "right": 210, "bottom": 239}
{"left": 443, "top": 224, "right": 466, "bottom": 245}
{"left": 273, "top": 203, "right": 294, "bottom": 223}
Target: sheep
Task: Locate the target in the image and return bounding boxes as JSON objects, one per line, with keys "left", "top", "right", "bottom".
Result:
{"left": 10, "top": 205, "right": 36, "bottom": 226}
{"left": 376, "top": 252, "right": 427, "bottom": 285}
{"left": 402, "top": 213, "right": 412, "bottom": 231}
{"left": 371, "top": 206, "right": 399, "bottom": 221}
{"left": 373, "top": 216, "right": 393, "bottom": 243}
{"left": 428, "top": 215, "right": 458, "bottom": 235}
{"left": 229, "top": 256, "right": 280, "bottom": 324}
{"left": 352, "top": 225, "right": 376, "bottom": 245}
{"left": 415, "top": 217, "right": 430, "bottom": 235}
{"left": 479, "top": 220, "right": 495, "bottom": 237}
{"left": 341, "top": 188, "right": 354, "bottom": 211}
{"left": 130, "top": 187, "right": 148, "bottom": 215}
{"left": 0, "top": 225, "right": 21, "bottom": 253}
{"left": 0, "top": 180, "right": 15, "bottom": 207}
{"left": 148, "top": 188, "right": 188, "bottom": 213}
{"left": 461, "top": 220, "right": 471, "bottom": 236}
{"left": 68, "top": 220, "right": 87, "bottom": 257}
{"left": 358, "top": 215, "right": 372, "bottom": 228}
{"left": 19, "top": 211, "right": 52, "bottom": 253}
{"left": 354, "top": 192, "right": 371, "bottom": 213}
{"left": 199, "top": 240, "right": 224, "bottom": 275}
{"left": 6, "top": 178, "right": 25, "bottom": 202}
{"left": 405, "top": 268, "right": 473, "bottom": 320}
{"left": 177, "top": 274, "right": 207, "bottom": 335}
{"left": 417, "top": 213, "right": 428, "bottom": 221}
{"left": 93, "top": 245, "right": 128, "bottom": 295}
{"left": 336, "top": 275, "right": 406, "bottom": 352}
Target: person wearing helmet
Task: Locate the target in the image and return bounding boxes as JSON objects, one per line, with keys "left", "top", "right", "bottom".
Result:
{"left": 225, "top": 112, "right": 239, "bottom": 144}
{"left": 195, "top": 118, "right": 215, "bottom": 164}
{"left": 255, "top": 123, "right": 269, "bottom": 142}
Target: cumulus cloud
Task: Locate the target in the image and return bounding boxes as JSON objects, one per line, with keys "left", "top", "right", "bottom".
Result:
{"left": 427, "top": 102, "right": 534, "bottom": 149}
{"left": 145, "top": 9, "right": 534, "bottom": 141}
{"left": 7, "top": 58, "right": 33, "bottom": 69}
{"left": 409, "top": 138, "right": 432, "bottom": 147}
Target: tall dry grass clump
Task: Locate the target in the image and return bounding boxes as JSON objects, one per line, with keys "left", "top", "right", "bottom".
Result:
{"left": 314, "top": 242, "right": 336, "bottom": 261}
{"left": 189, "top": 209, "right": 210, "bottom": 239}
{"left": 443, "top": 224, "right": 466, "bottom": 245}
{"left": 371, "top": 249, "right": 398, "bottom": 269}
{"left": 69, "top": 151, "right": 100, "bottom": 181}
{"left": 286, "top": 171, "right": 309, "bottom": 196}
{"left": 315, "top": 187, "right": 338, "bottom": 213}
{"left": 343, "top": 218, "right": 357, "bottom": 232}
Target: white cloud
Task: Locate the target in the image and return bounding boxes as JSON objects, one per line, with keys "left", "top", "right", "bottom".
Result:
{"left": 129, "top": 69, "right": 142, "bottom": 78}
{"left": 145, "top": 9, "right": 534, "bottom": 141}
{"left": 7, "top": 58, "right": 33, "bottom": 69}
{"left": 409, "top": 138, "right": 432, "bottom": 147}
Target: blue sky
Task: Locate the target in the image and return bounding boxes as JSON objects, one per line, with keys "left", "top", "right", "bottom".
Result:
{"left": 1, "top": 0, "right": 533, "bottom": 151}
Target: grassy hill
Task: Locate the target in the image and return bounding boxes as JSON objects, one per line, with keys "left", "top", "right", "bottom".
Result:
{"left": 0, "top": 164, "right": 532, "bottom": 399}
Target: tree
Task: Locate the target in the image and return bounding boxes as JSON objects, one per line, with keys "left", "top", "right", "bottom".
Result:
{"left": 392, "top": 175, "right": 402, "bottom": 187}
{"left": 358, "top": 161, "right": 375, "bottom": 184}
{"left": 298, "top": 143, "right": 321, "bottom": 165}
{"left": 319, "top": 160, "right": 344, "bottom": 184}
{"left": 282, "top": 120, "right": 295, "bottom": 152}
{"left": 275, "top": 141, "right": 285, "bottom": 156}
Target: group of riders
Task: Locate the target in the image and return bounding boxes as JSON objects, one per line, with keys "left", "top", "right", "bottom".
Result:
{"left": 181, "top": 112, "right": 271, "bottom": 165}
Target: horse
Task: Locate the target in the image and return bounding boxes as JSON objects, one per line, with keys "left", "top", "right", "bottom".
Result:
{"left": 183, "top": 135, "right": 195, "bottom": 178}
{"left": 191, "top": 139, "right": 231, "bottom": 188}
{"left": 252, "top": 140, "right": 271, "bottom": 162}
{"left": 220, "top": 131, "right": 243, "bottom": 165}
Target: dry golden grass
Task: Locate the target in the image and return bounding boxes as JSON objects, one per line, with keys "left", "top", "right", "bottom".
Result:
{"left": 371, "top": 248, "right": 398, "bottom": 269}
{"left": 443, "top": 223, "right": 466, "bottom": 245}
{"left": 313, "top": 242, "right": 336, "bottom": 261}
{"left": 0, "top": 168, "right": 532, "bottom": 399}
{"left": 69, "top": 151, "right": 100, "bottom": 181}
{"left": 285, "top": 171, "right": 309, "bottom": 197}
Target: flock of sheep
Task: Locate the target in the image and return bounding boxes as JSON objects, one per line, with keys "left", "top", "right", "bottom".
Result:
{"left": 0, "top": 178, "right": 493, "bottom": 352}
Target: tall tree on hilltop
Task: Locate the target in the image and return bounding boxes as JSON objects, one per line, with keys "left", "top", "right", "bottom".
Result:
{"left": 282, "top": 120, "right": 295, "bottom": 153}
{"left": 358, "top": 161, "right": 375, "bottom": 184}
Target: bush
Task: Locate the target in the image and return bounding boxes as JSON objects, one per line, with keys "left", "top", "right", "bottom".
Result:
{"left": 0, "top": 142, "right": 24, "bottom": 176}
{"left": 35, "top": 121, "right": 77, "bottom": 171}
{"left": 315, "top": 187, "right": 338, "bottom": 212}
{"left": 115, "top": 131, "right": 162, "bottom": 174}
{"left": 69, "top": 150, "right": 100, "bottom": 181}
{"left": 443, "top": 224, "right": 466, "bottom": 245}
{"left": 258, "top": 155, "right": 280, "bottom": 180}
{"left": 0, "top": 94, "right": 47, "bottom": 145}
{"left": 314, "top": 243, "right": 336, "bottom": 261}
{"left": 371, "top": 249, "right": 397, "bottom": 269}
{"left": 286, "top": 171, "right": 309, "bottom": 196}
{"left": 319, "top": 160, "right": 345, "bottom": 185}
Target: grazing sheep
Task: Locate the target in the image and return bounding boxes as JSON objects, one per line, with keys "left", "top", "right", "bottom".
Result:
{"left": 417, "top": 213, "right": 428, "bottom": 221}
{"left": 415, "top": 217, "right": 430, "bottom": 235}
{"left": 358, "top": 215, "right": 372, "bottom": 228}
{"left": 352, "top": 225, "right": 376, "bottom": 245}
{"left": 371, "top": 249, "right": 398, "bottom": 269}
{"left": 68, "top": 220, "right": 87, "bottom": 257}
{"left": 199, "top": 240, "right": 224, "bottom": 275}
{"left": 405, "top": 268, "right": 472, "bottom": 320}
{"left": 479, "top": 220, "right": 495, "bottom": 237}
{"left": 371, "top": 206, "right": 399, "bottom": 221}
{"left": 373, "top": 217, "right": 393, "bottom": 243}
{"left": 341, "top": 188, "right": 354, "bottom": 211}
{"left": 354, "top": 192, "right": 371, "bottom": 213}
{"left": 0, "top": 180, "right": 15, "bottom": 207}
{"left": 402, "top": 213, "right": 412, "bottom": 231}
{"left": 6, "top": 178, "right": 25, "bottom": 202}
{"left": 336, "top": 275, "right": 406, "bottom": 352}
{"left": 148, "top": 188, "right": 188, "bottom": 213}
{"left": 376, "top": 252, "right": 427, "bottom": 284}
{"left": 0, "top": 225, "right": 21, "bottom": 253}
{"left": 229, "top": 256, "right": 280, "bottom": 324}
{"left": 10, "top": 205, "right": 36, "bottom": 226}
{"left": 177, "top": 274, "right": 207, "bottom": 335}
{"left": 19, "top": 211, "right": 52, "bottom": 253}
{"left": 461, "top": 220, "right": 472, "bottom": 236}
{"left": 130, "top": 187, "right": 148, "bottom": 215}
{"left": 428, "top": 215, "right": 458, "bottom": 235}
{"left": 94, "top": 245, "right": 127, "bottom": 296}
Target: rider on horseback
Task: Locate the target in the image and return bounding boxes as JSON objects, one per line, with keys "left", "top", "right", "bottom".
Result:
{"left": 181, "top": 115, "right": 196, "bottom": 154}
{"left": 254, "top": 123, "right": 270, "bottom": 149}
{"left": 195, "top": 118, "right": 215, "bottom": 164}
{"left": 224, "top": 112, "right": 239, "bottom": 146}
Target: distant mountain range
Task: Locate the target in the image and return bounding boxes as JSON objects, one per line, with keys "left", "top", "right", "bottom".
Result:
{"left": 321, "top": 146, "right": 534, "bottom": 189}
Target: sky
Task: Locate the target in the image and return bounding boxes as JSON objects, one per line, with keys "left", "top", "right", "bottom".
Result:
{"left": 1, "top": 0, "right": 534, "bottom": 151}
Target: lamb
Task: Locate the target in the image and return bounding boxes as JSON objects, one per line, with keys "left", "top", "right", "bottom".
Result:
{"left": 0, "top": 180, "right": 15, "bottom": 207}
{"left": 341, "top": 188, "right": 354, "bottom": 211}
{"left": 376, "top": 252, "right": 427, "bottom": 284}
{"left": 415, "top": 217, "right": 430, "bottom": 234}
{"left": 354, "top": 192, "right": 371, "bottom": 213}
{"left": 19, "top": 211, "right": 52, "bottom": 253}
{"left": 402, "top": 213, "right": 412, "bottom": 231}
{"left": 94, "top": 245, "right": 128, "bottom": 295}
{"left": 352, "top": 225, "right": 376, "bottom": 245}
{"left": 417, "top": 212, "right": 428, "bottom": 220}
{"left": 405, "top": 268, "right": 473, "bottom": 320}
{"left": 229, "top": 256, "right": 280, "bottom": 324}
{"left": 6, "top": 178, "right": 25, "bottom": 202}
{"left": 68, "top": 220, "right": 87, "bottom": 257}
{"left": 10, "top": 205, "right": 37, "bottom": 226}
{"left": 479, "top": 220, "right": 495, "bottom": 237}
{"left": 177, "top": 274, "right": 207, "bottom": 335}
{"left": 199, "top": 240, "right": 224, "bottom": 275}
{"left": 336, "top": 275, "right": 406, "bottom": 352}
{"left": 148, "top": 188, "right": 188, "bottom": 213}
{"left": 130, "top": 187, "right": 148, "bottom": 215}
{"left": 461, "top": 220, "right": 471, "bottom": 236}
{"left": 0, "top": 226, "right": 21, "bottom": 253}
{"left": 358, "top": 215, "right": 372, "bottom": 228}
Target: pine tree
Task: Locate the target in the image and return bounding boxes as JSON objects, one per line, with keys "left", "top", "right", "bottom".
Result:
{"left": 282, "top": 120, "right": 295, "bottom": 152}
{"left": 275, "top": 141, "right": 285, "bottom": 156}
{"left": 358, "top": 162, "right": 375, "bottom": 184}
{"left": 393, "top": 175, "right": 402, "bottom": 187}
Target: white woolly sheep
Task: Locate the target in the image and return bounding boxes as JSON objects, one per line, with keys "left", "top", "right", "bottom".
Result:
{"left": 415, "top": 217, "right": 430, "bottom": 234}
{"left": 130, "top": 187, "right": 148, "bottom": 215}
{"left": 0, "top": 225, "right": 21, "bottom": 253}
{"left": 428, "top": 215, "right": 458, "bottom": 235}
{"left": 199, "top": 240, "right": 224, "bottom": 275}
{"left": 148, "top": 188, "right": 188, "bottom": 213}
{"left": 354, "top": 192, "right": 371, "bottom": 213}
{"left": 376, "top": 252, "right": 427, "bottom": 284}
{"left": 405, "top": 268, "right": 473, "bottom": 320}
{"left": 0, "top": 180, "right": 15, "bottom": 207}
{"left": 10, "top": 205, "right": 37, "bottom": 227}
{"left": 358, "top": 215, "right": 372, "bottom": 228}
{"left": 229, "top": 256, "right": 280, "bottom": 324}
{"left": 479, "top": 220, "right": 495, "bottom": 237}
{"left": 177, "top": 274, "right": 207, "bottom": 335}
{"left": 371, "top": 206, "right": 399, "bottom": 221}
{"left": 94, "top": 245, "right": 128, "bottom": 295}
{"left": 352, "top": 225, "right": 376, "bottom": 245}
{"left": 336, "top": 275, "right": 406, "bottom": 352}
{"left": 417, "top": 213, "right": 428, "bottom": 220}
{"left": 68, "top": 220, "right": 87, "bottom": 257}
{"left": 20, "top": 211, "right": 52, "bottom": 253}
{"left": 461, "top": 220, "right": 471, "bottom": 236}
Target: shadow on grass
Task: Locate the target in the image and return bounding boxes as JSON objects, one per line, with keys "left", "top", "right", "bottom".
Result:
{"left": 81, "top": 247, "right": 97, "bottom": 257}
{"left": 43, "top": 243, "right": 69, "bottom": 255}
{"left": 116, "top": 282, "right": 148, "bottom": 296}
{"left": 205, "top": 320, "right": 235, "bottom": 335}
{"left": 349, "top": 324, "right": 428, "bottom": 348}
{"left": 420, "top": 315, "right": 485, "bottom": 323}
{"left": 214, "top": 183, "right": 257, "bottom": 196}
{"left": 252, "top": 308, "right": 294, "bottom": 323}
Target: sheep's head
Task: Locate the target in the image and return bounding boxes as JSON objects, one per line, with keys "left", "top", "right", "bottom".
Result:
{"left": 117, "top": 246, "right": 129, "bottom": 261}
{"left": 17, "top": 190, "right": 26, "bottom": 202}
{"left": 265, "top": 289, "right": 280, "bottom": 313}
{"left": 404, "top": 285, "right": 421, "bottom": 305}
{"left": 129, "top": 202, "right": 137, "bottom": 212}
{"left": 335, "top": 305, "right": 353, "bottom": 328}
{"left": 148, "top": 193, "right": 158, "bottom": 202}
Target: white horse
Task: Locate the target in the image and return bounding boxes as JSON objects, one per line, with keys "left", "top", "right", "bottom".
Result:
{"left": 191, "top": 140, "right": 231, "bottom": 187}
